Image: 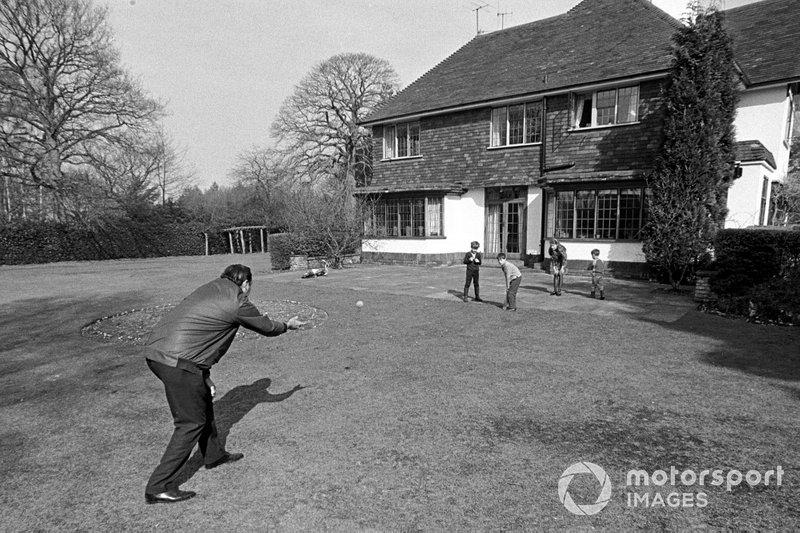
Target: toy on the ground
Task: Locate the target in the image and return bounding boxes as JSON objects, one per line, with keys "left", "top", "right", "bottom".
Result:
{"left": 301, "top": 260, "right": 328, "bottom": 279}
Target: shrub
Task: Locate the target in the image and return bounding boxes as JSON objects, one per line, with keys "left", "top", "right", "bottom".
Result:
{"left": 709, "top": 228, "right": 800, "bottom": 324}
{"left": 268, "top": 232, "right": 295, "bottom": 270}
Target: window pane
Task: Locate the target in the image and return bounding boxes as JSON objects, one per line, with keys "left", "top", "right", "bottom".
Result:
{"left": 408, "top": 122, "right": 420, "bottom": 156}
{"left": 596, "top": 89, "right": 616, "bottom": 126}
{"left": 399, "top": 199, "right": 412, "bottom": 236}
{"left": 575, "top": 190, "right": 596, "bottom": 239}
{"left": 412, "top": 198, "right": 425, "bottom": 236}
{"left": 492, "top": 108, "right": 507, "bottom": 146}
{"left": 616, "top": 86, "right": 639, "bottom": 124}
{"left": 618, "top": 188, "right": 642, "bottom": 239}
{"left": 596, "top": 189, "right": 618, "bottom": 239}
{"left": 396, "top": 123, "right": 408, "bottom": 157}
{"left": 373, "top": 201, "right": 386, "bottom": 236}
{"left": 508, "top": 104, "right": 524, "bottom": 144}
{"left": 383, "top": 126, "right": 394, "bottom": 159}
{"left": 426, "top": 197, "right": 442, "bottom": 236}
{"left": 386, "top": 199, "right": 399, "bottom": 236}
{"left": 575, "top": 94, "right": 592, "bottom": 128}
{"left": 555, "top": 191, "right": 574, "bottom": 239}
{"left": 525, "top": 101, "right": 542, "bottom": 143}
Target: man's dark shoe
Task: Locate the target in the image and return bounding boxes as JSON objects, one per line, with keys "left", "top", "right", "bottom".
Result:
{"left": 145, "top": 488, "right": 196, "bottom": 504}
{"left": 474, "top": 297, "right": 483, "bottom": 302}
{"left": 205, "top": 452, "right": 244, "bottom": 470}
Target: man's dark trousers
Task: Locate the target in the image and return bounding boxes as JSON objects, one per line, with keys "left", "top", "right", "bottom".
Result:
{"left": 463, "top": 268, "right": 480, "bottom": 300}
{"left": 145, "top": 359, "right": 225, "bottom": 494}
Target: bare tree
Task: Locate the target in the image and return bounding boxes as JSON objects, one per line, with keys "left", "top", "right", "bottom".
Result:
{"left": 270, "top": 53, "right": 399, "bottom": 191}
{"left": 152, "top": 127, "right": 195, "bottom": 206}
{"left": 0, "top": 0, "right": 161, "bottom": 205}
{"left": 230, "top": 145, "right": 295, "bottom": 227}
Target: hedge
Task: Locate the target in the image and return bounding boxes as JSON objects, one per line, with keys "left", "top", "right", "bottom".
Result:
{"left": 0, "top": 219, "right": 230, "bottom": 265}
{"left": 709, "top": 228, "right": 800, "bottom": 324}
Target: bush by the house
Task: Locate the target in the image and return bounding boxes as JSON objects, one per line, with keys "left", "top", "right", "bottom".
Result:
{"left": 708, "top": 228, "right": 800, "bottom": 324}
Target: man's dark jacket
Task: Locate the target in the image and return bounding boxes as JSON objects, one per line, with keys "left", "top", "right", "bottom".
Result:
{"left": 145, "top": 277, "right": 287, "bottom": 372}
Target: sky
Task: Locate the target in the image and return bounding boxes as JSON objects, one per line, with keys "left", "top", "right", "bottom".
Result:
{"left": 104, "top": 0, "right": 761, "bottom": 190}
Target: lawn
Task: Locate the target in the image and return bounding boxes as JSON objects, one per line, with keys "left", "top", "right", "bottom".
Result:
{"left": 1, "top": 256, "right": 798, "bottom": 530}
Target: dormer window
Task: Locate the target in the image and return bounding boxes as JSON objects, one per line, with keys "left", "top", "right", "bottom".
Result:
{"left": 572, "top": 85, "right": 639, "bottom": 129}
{"left": 383, "top": 122, "right": 420, "bottom": 159}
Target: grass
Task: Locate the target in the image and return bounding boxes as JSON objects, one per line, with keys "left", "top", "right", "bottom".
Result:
{"left": 1, "top": 256, "right": 798, "bottom": 530}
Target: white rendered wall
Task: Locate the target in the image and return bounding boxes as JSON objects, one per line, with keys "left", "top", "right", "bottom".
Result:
{"left": 362, "top": 189, "right": 485, "bottom": 254}
{"left": 725, "top": 162, "right": 774, "bottom": 228}
{"left": 736, "top": 87, "right": 792, "bottom": 173}
{"left": 546, "top": 239, "right": 646, "bottom": 265}
{"left": 526, "top": 187, "right": 544, "bottom": 256}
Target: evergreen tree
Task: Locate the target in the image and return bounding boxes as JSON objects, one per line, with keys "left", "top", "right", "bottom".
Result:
{"left": 643, "top": 5, "right": 739, "bottom": 288}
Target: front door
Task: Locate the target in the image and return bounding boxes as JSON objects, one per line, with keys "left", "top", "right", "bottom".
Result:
{"left": 485, "top": 187, "right": 526, "bottom": 259}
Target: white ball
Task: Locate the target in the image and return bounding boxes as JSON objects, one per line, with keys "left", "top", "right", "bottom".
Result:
{"left": 356, "top": 300, "right": 364, "bottom": 308}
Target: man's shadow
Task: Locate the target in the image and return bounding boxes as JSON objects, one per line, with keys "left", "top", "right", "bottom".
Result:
{"left": 173, "top": 378, "right": 303, "bottom": 486}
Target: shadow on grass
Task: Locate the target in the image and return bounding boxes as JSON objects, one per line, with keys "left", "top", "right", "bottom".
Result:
{"left": 446, "top": 289, "right": 466, "bottom": 301}
{"left": 172, "top": 378, "right": 304, "bottom": 486}
{"left": 645, "top": 311, "right": 800, "bottom": 385}
{"left": 520, "top": 284, "right": 553, "bottom": 294}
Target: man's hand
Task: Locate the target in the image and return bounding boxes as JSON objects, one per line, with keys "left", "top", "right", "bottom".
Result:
{"left": 205, "top": 376, "right": 216, "bottom": 398}
{"left": 286, "top": 316, "right": 307, "bottom": 330}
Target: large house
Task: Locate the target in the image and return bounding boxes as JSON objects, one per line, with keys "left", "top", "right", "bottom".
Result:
{"left": 358, "top": 0, "right": 799, "bottom": 276}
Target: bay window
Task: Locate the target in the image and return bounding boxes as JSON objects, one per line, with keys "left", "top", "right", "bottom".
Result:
{"left": 552, "top": 187, "right": 648, "bottom": 240}
{"left": 366, "top": 195, "right": 443, "bottom": 237}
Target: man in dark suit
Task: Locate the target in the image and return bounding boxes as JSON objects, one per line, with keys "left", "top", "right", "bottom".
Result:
{"left": 143, "top": 264, "right": 305, "bottom": 504}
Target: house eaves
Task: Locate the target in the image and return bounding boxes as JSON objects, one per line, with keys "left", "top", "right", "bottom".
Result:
{"left": 361, "top": 71, "right": 669, "bottom": 127}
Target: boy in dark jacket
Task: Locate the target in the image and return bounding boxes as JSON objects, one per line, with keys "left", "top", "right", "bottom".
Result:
{"left": 588, "top": 248, "right": 606, "bottom": 299}
{"left": 462, "top": 241, "right": 483, "bottom": 302}
{"left": 549, "top": 239, "right": 567, "bottom": 296}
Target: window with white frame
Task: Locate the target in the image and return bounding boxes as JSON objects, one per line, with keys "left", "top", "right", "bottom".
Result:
{"left": 383, "top": 122, "right": 420, "bottom": 159}
{"left": 572, "top": 85, "right": 639, "bottom": 129}
{"left": 491, "top": 101, "right": 543, "bottom": 147}
{"left": 551, "top": 187, "right": 649, "bottom": 240}
{"left": 365, "top": 195, "right": 443, "bottom": 237}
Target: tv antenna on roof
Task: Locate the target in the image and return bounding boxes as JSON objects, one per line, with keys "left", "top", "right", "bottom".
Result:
{"left": 497, "top": 9, "right": 512, "bottom": 29}
{"left": 471, "top": 2, "right": 490, "bottom": 34}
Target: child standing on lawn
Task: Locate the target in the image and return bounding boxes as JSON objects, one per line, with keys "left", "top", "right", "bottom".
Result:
{"left": 588, "top": 248, "right": 606, "bottom": 300}
{"left": 462, "top": 241, "right": 483, "bottom": 302}
{"left": 497, "top": 253, "right": 522, "bottom": 311}
{"left": 549, "top": 239, "right": 567, "bottom": 296}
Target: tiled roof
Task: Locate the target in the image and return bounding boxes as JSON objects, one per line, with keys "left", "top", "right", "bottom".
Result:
{"left": 735, "top": 140, "right": 776, "bottom": 169}
{"left": 723, "top": 0, "right": 800, "bottom": 86}
{"left": 365, "top": 0, "right": 800, "bottom": 125}
{"left": 364, "top": 0, "right": 680, "bottom": 124}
